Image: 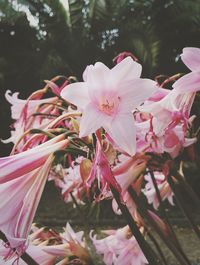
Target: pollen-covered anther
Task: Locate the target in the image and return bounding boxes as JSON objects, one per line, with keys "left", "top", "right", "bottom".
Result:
{"left": 99, "top": 99, "right": 115, "bottom": 115}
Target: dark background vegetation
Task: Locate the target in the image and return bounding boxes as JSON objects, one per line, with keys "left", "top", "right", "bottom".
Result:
{"left": 0, "top": 0, "right": 200, "bottom": 160}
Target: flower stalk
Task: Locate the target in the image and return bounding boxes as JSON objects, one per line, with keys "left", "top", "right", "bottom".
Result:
{"left": 110, "top": 185, "right": 160, "bottom": 265}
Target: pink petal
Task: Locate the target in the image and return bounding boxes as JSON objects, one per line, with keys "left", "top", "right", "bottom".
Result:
{"left": 0, "top": 134, "right": 69, "bottom": 183}
{"left": 181, "top": 47, "right": 200, "bottom": 71}
{"left": 0, "top": 174, "right": 33, "bottom": 226}
{"left": 15, "top": 156, "right": 53, "bottom": 241}
{"left": 173, "top": 71, "right": 200, "bottom": 92}
{"left": 119, "top": 79, "right": 158, "bottom": 112}
{"left": 60, "top": 82, "right": 89, "bottom": 109}
{"left": 83, "top": 62, "right": 110, "bottom": 85}
{"left": 0, "top": 157, "right": 53, "bottom": 252}
{"left": 111, "top": 57, "right": 142, "bottom": 84}
{"left": 79, "top": 103, "right": 106, "bottom": 137}
{"left": 27, "top": 244, "right": 57, "bottom": 264}
{"left": 104, "top": 114, "right": 136, "bottom": 156}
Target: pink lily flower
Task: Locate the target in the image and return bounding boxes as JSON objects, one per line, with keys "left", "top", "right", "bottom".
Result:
{"left": 49, "top": 157, "right": 85, "bottom": 204}
{"left": 137, "top": 84, "right": 197, "bottom": 157}
{"left": 61, "top": 57, "right": 157, "bottom": 155}
{"left": 173, "top": 47, "right": 200, "bottom": 93}
{"left": 0, "top": 136, "right": 69, "bottom": 254}
{"left": 91, "top": 226, "right": 147, "bottom": 265}
{"left": 59, "top": 223, "right": 91, "bottom": 264}
{"left": 0, "top": 134, "right": 69, "bottom": 183}
{"left": 142, "top": 171, "right": 174, "bottom": 209}
{"left": 3, "top": 90, "right": 58, "bottom": 146}
{"left": 0, "top": 156, "right": 53, "bottom": 255}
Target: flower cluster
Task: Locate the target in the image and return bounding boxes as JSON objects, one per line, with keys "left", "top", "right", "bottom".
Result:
{"left": 0, "top": 47, "right": 199, "bottom": 265}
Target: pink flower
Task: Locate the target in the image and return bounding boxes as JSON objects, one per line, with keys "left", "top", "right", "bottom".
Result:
{"left": 59, "top": 223, "right": 91, "bottom": 264}
{"left": 49, "top": 157, "right": 85, "bottom": 203}
{"left": 173, "top": 47, "right": 200, "bottom": 93}
{"left": 3, "top": 90, "right": 58, "bottom": 146}
{"left": 61, "top": 57, "right": 157, "bottom": 155}
{"left": 0, "top": 242, "right": 57, "bottom": 265}
{"left": 0, "top": 135, "right": 69, "bottom": 254}
{"left": 142, "top": 172, "right": 174, "bottom": 209}
{"left": 137, "top": 86, "right": 196, "bottom": 157}
{"left": 0, "top": 134, "right": 68, "bottom": 183}
{"left": 91, "top": 226, "right": 147, "bottom": 265}
{"left": 0, "top": 156, "right": 53, "bottom": 255}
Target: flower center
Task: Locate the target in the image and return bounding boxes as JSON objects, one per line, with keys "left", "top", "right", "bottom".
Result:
{"left": 99, "top": 97, "right": 120, "bottom": 116}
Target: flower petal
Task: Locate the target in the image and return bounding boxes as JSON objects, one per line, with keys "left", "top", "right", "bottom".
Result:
{"left": 111, "top": 57, "right": 142, "bottom": 84}
{"left": 181, "top": 47, "right": 200, "bottom": 71}
{"left": 104, "top": 114, "right": 136, "bottom": 156}
{"left": 61, "top": 82, "right": 89, "bottom": 109}
{"left": 79, "top": 103, "right": 106, "bottom": 137}
{"left": 173, "top": 71, "right": 200, "bottom": 92}
{"left": 0, "top": 134, "right": 69, "bottom": 183}
{"left": 119, "top": 79, "right": 158, "bottom": 112}
{"left": 83, "top": 62, "right": 110, "bottom": 86}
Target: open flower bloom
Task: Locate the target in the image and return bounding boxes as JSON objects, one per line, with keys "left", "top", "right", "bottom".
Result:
{"left": 142, "top": 172, "right": 174, "bottom": 209}
{"left": 61, "top": 57, "right": 157, "bottom": 155}
{"left": 0, "top": 156, "right": 53, "bottom": 256}
{"left": 173, "top": 47, "right": 200, "bottom": 93}
{"left": 58, "top": 223, "right": 91, "bottom": 264}
{"left": 0, "top": 135, "right": 69, "bottom": 255}
{"left": 137, "top": 82, "right": 197, "bottom": 157}
{"left": 3, "top": 90, "right": 59, "bottom": 147}
{"left": 91, "top": 226, "right": 147, "bottom": 265}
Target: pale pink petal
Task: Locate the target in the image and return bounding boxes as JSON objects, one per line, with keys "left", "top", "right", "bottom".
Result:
{"left": 111, "top": 57, "right": 142, "bottom": 84}
{"left": 147, "top": 87, "right": 170, "bottom": 102}
{"left": 42, "top": 244, "right": 69, "bottom": 257}
{"left": 15, "top": 156, "right": 53, "bottom": 242}
{"left": 27, "top": 244, "right": 57, "bottom": 265}
{"left": 0, "top": 173, "right": 34, "bottom": 226}
{"left": 104, "top": 114, "right": 136, "bottom": 156}
{"left": 0, "top": 135, "right": 69, "bottom": 183}
{"left": 79, "top": 103, "right": 107, "bottom": 137}
{"left": 181, "top": 47, "right": 200, "bottom": 71}
{"left": 83, "top": 62, "right": 110, "bottom": 86}
{"left": 60, "top": 82, "right": 89, "bottom": 108}
{"left": 5, "top": 90, "right": 57, "bottom": 120}
{"left": 173, "top": 71, "right": 200, "bottom": 92}
{"left": 119, "top": 79, "right": 158, "bottom": 112}
{"left": 0, "top": 157, "right": 53, "bottom": 252}
{"left": 183, "top": 137, "right": 197, "bottom": 147}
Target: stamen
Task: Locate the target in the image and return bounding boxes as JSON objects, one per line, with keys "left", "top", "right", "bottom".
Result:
{"left": 99, "top": 97, "right": 120, "bottom": 116}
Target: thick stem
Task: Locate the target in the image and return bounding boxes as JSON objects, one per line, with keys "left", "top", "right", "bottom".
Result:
{"left": 128, "top": 187, "right": 192, "bottom": 265}
{"left": 147, "top": 231, "right": 168, "bottom": 265}
{"left": 110, "top": 186, "right": 160, "bottom": 265}
{"left": 0, "top": 231, "right": 39, "bottom": 265}
{"left": 149, "top": 171, "right": 183, "bottom": 247}
{"left": 167, "top": 174, "right": 200, "bottom": 240}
